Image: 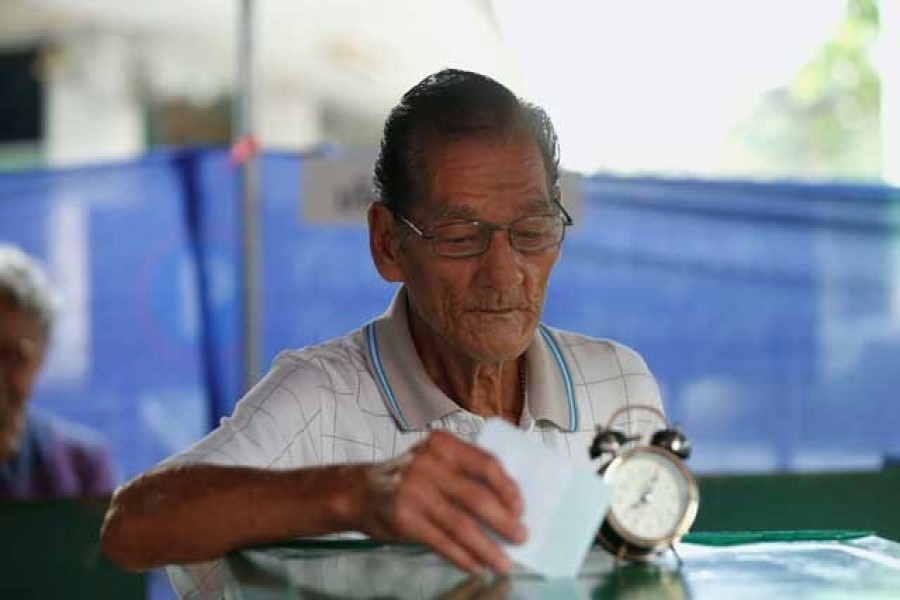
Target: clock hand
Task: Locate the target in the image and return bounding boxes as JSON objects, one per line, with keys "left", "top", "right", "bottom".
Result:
{"left": 629, "top": 469, "right": 661, "bottom": 509}
{"left": 630, "top": 494, "right": 650, "bottom": 510}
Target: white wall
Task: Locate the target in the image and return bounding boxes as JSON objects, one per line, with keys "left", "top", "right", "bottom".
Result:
{"left": 44, "top": 33, "right": 144, "bottom": 166}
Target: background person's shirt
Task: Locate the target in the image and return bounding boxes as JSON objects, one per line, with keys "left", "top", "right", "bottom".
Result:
{"left": 0, "top": 408, "right": 115, "bottom": 499}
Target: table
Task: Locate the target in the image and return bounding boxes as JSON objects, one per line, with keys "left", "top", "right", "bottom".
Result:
{"left": 0, "top": 498, "right": 145, "bottom": 599}
{"left": 223, "top": 532, "right": 900, "bottom": 599}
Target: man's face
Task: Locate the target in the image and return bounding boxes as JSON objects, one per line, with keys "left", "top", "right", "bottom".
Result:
{"left": 383, "top": 134, "right": 561, "bottom": 363}
{"left": 0, "top": 299, "right": 46, "bottom": 461}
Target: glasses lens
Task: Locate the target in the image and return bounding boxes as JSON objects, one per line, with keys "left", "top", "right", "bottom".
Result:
{"left": 432, "top": 222, "right": 487, "bottom": 257}
{"left": 511, "top": 216, "right": 564, "bottom": 252}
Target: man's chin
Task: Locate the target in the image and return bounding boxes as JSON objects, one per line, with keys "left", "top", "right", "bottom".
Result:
{"left": 455, "top": 316, "right": 535, "bottom": 361}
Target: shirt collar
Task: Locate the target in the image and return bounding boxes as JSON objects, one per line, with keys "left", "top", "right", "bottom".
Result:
{"left": 363, "top": 286, "right": 578, "bottom": 432}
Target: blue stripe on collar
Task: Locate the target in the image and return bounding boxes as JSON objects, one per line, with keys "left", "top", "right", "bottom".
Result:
{"left": 367, "top": 319, "right": 577, "bottom": 433}
{"left": 538, "top": 325, "right": 578, "bottom": 432}
{"left": 364, "top": 323, "right": 411, "bottom": 431}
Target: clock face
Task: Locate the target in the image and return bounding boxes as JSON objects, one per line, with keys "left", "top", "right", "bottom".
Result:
{"left": 605, "top": 447, "right": 697, "bottom": 546}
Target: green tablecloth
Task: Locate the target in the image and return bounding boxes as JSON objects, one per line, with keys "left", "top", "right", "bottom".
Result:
{"left": 224, "top": 532, "right": 900, "bottom": 599}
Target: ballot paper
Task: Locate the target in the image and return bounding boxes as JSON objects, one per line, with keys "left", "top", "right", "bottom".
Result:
{"left": 476, "top": 418, "right": 611, "bottom": 578}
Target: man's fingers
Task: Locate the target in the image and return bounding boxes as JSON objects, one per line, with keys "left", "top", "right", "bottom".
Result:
{"left": 440, "top": 475, "right": 527, "bottom": 545}
{"left": 384, "top": 458, "right": 498, "bottom": 574}
{"left": 377, "top": 432, "right": 526, "bottom": 574}
{"left": 424, "top": 493, "right": 513, "bottom": 574}
{"left": 397, "top": 451, "right": 514, "bottom": 574}
{"left": 398, "top": 505, "right": 483, "bottom": 574}
{"left": 410, "top": 440, "right": 525, "bottom": 544}
{"left": 424, "top": 432, "right": 523, "bottom": 515}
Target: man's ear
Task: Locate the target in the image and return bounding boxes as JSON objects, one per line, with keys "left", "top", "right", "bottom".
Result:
{"left": 368, "top": 202, "right": 405, "bottom": 282}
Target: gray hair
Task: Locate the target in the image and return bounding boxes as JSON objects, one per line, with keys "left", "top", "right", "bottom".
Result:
{"left": 0, "top": 245, "right": 58, "bottom": 335}
{"left": 374, "top": 69, "right": 561, "bottom": 215}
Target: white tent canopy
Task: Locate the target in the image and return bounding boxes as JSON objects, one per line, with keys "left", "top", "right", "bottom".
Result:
{"left": 0, "top": 0, "right": 856, "bottom": 174}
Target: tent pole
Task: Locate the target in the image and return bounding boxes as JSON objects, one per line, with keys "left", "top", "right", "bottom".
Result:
{"left": 238, "top": 0, "right": 261, "bottom": 391}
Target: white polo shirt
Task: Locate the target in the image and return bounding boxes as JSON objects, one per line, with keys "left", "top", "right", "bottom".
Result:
{"left": 166, "top": 286, "right": 664, "bottom": 599}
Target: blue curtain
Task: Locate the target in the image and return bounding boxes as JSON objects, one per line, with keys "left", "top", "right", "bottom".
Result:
{"left": 2, "top": 148, "right": 898, "bottom": 477}
{"left": 0, "top": 152, "right": 211, "bottom": 482}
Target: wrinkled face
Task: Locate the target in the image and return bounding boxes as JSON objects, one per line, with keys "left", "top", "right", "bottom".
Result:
{"left": 375, "top": 134, "right": 561, "bottom": 363}
{"left": 0, "top": 299, "right": 46, "bottom": 461}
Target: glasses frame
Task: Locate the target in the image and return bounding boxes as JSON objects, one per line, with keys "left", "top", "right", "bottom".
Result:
{"left": 391, "top": 200, "right": 574, "bottom": 259}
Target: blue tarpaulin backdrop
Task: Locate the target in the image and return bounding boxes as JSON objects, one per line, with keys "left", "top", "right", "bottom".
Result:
{"left": 2, "top": 147, "right": 899, "bottom": 480}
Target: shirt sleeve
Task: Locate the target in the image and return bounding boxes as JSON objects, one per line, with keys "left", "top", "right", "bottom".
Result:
{"left": 159, "top": 354, "right": 332, "bottom": 600}
{"left": 163, "top": 353, "right": 326, "bottom": 470}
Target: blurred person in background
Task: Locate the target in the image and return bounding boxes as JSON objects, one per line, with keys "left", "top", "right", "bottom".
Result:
{"left": 102, "top": 69, "right": 663, "bottom": 599}
{"left": 0, "top": 244, "right": 115, "bottom": 499}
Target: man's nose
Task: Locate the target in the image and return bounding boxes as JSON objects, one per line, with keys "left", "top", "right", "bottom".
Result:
{"left": 476, "top": 229, "right": 525, "bottom": 287}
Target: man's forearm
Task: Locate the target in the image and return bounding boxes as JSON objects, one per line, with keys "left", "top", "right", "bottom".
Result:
{"left": 101, "top": 463, "right": 367, "bottom": 571}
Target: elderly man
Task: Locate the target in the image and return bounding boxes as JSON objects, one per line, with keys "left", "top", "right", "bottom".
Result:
{"left": 102, "top": 69, "right": 662, "bottom": 597}
{"left": 0, "top": 245, "right": 114, "bottom": 498}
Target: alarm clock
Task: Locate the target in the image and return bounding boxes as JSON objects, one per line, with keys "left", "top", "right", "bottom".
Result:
{"left": 590, "top": 405, "right": 699, "bottom": 563}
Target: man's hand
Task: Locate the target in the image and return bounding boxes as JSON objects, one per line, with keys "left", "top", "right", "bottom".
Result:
{"left": 101, "top": 432, "right": 525, "bottom": 573}
{"left": 354, "top": 431, "right": 526, "bottom": 574}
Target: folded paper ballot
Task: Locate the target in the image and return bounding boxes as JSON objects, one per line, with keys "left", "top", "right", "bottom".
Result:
{"left": 476, "top": 418, "right": 611, "bottom": 578}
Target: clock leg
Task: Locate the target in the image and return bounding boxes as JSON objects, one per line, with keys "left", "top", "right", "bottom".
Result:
{"left": 669, "top": 543, "right": 683, "bottom": 568}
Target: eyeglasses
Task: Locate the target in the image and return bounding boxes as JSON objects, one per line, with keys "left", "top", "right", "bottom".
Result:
{"left": 391, "top": 201, "right": 573, "bottom": 258}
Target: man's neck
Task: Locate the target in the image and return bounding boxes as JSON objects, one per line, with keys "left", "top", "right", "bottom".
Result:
{"left": 406, "top": 304, "right": 525, "bottom": 425}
